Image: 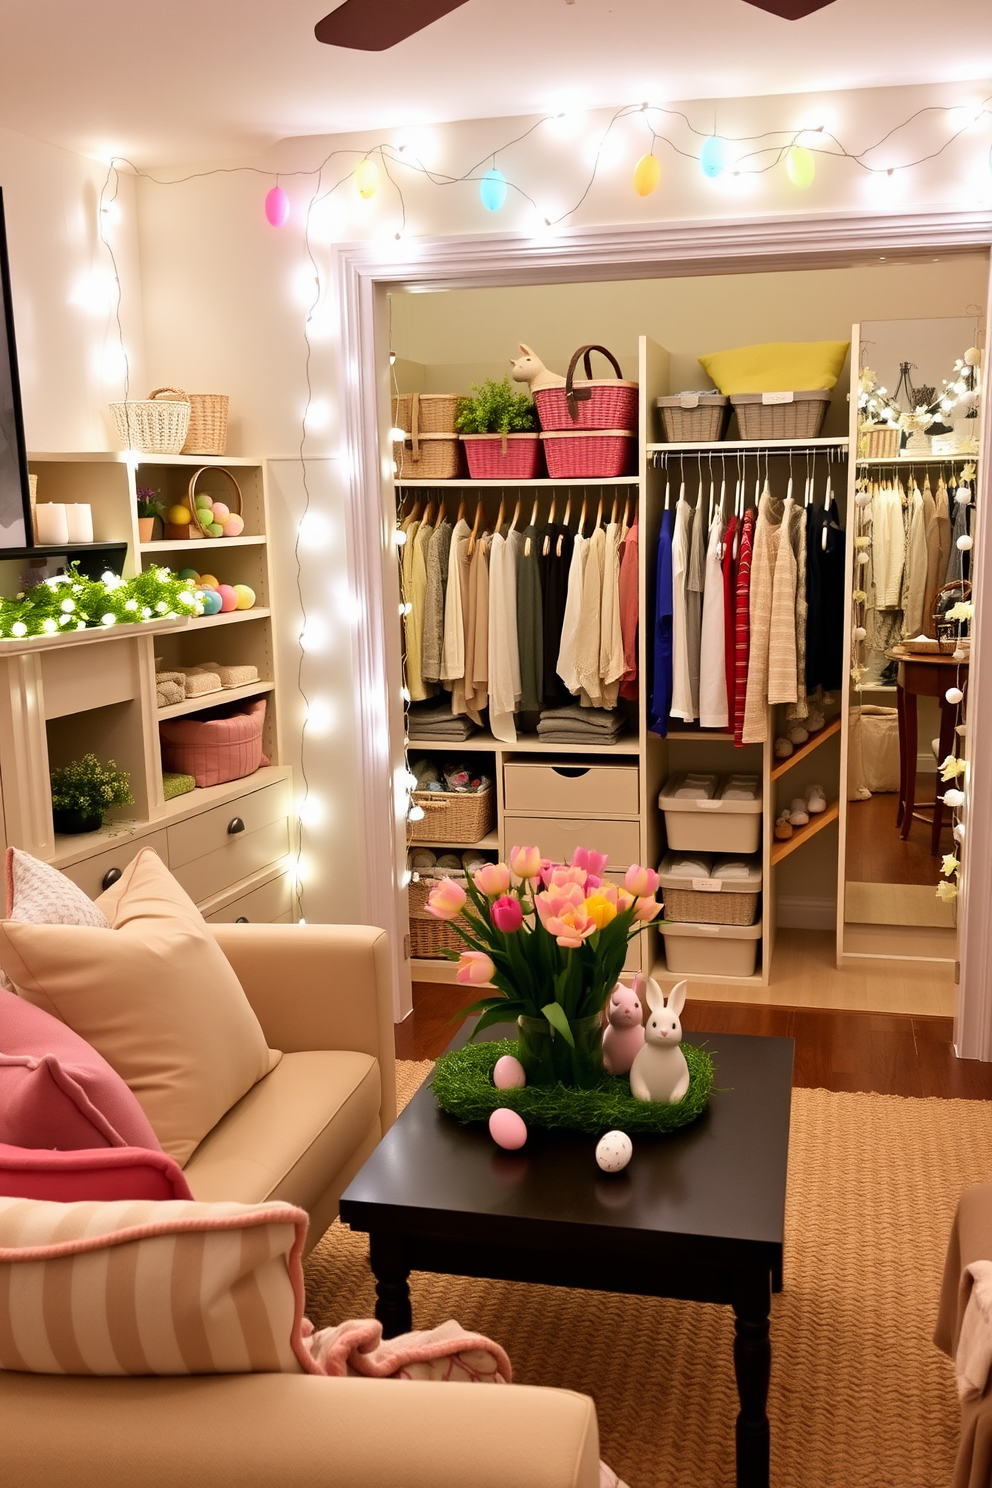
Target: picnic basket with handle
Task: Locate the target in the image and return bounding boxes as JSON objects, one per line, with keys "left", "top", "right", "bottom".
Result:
{"left": 533, "top": 345, "right": 638, "bottom": 431}
{"left": 110, "top": 387, "right": 190, "bottom": 454}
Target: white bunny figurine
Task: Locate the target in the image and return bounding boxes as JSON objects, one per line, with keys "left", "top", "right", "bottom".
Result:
{"left": 509, "top": 343, "right": 566, "bottom": 392}
{"left": 629, "top": 979, "right": 690, "bottom": 1105}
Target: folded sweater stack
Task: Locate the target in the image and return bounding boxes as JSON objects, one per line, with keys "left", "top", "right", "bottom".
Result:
{"left": 407, "top": 700, "right": 479, "bottom": 742}
{"left": 536, "top": 705, "right": 627, "bottom": 743}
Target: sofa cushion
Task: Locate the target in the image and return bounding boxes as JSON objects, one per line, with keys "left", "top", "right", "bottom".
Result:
{"left": 0, "top": 1193, "right": 315, "bottom": 1376}
{"left": 184, "top": 1051, "right": 380, "bottom": 1215}
{"left": 0, "top": 849, "right": 280, "bottom": 1166}
{"left": 5, "top": 846, "right": 110, "bottom": 929}
{"left": 0, "top": 1143, "right": 193, "bottom": 1202}
{"left": 0, "top": 988, "right": 163, "bottom": 1152}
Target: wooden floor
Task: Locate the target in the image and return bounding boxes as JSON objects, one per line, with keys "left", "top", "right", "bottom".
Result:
{"left": 846, "top": 789, "right": 944, "bottom": 885}
{"left": 397, "top": 983, "right": 992, "bottom": 1099}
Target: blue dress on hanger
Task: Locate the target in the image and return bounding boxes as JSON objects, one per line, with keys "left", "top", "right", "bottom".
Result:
{"left": 649, "top": 506, "right": 674, "bottom": 736}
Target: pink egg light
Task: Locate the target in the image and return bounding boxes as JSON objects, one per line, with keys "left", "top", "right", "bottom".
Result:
{"left": 264, "top": 186, "right": 290, "bottom": 227}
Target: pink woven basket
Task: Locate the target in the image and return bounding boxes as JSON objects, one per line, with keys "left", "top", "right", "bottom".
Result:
{"left": 534, "top": 345, "right": 639, "bottom": 431}
{"left": 461, "top": 434, "right": 544, "bottom": 479}
{"left": 540, "top": 431, "right": 635, "bottom": 480}
{"left": 159, "top": 698, "right": 266, "bottom": 789}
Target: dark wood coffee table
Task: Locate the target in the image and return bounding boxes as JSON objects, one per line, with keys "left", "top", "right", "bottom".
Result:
{"left": 340, "top": 1027, "right": 794, "bottom": 1488}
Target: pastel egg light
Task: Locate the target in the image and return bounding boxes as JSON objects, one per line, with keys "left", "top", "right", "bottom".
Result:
{"left": 264, "top": 186, "right": 291, "bottom": 227}
{"left": 632, "top": 153, "right": 661, "bottom": 197}
{"left": 480, "top": 168, "right": 507, "bottom": 212}
{"left": 700, "top": 136, "right": 727, "bottom": 179}
{"left": 354, "top": 159, "right": 379, "bottom": 199}
{"left": 785, "top": 145, "right": 815, "bottom": 189}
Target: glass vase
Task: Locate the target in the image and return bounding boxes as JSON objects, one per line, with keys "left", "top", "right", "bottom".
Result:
{"left": 516, "top": 1012, "right": 604, "bottom": 1089}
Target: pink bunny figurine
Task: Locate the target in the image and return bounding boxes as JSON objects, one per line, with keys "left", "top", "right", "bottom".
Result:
{"left": 602, "top": 977, "right": 646, "bottom": 1076}
{"left": 509, "top": 343, "right": 566, "bottom": 392}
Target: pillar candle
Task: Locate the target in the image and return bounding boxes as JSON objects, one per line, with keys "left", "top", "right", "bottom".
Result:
{"left": 35, "top": 504, "right": 69, "bottom": 545}
{"left": 64, "top": 504, "right": 94, "bottom": 543}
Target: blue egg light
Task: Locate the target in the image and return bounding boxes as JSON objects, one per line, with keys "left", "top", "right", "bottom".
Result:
{"left": 700, "top": 136, "right": 728, "bottom": 179}
{"left": 480, "top": 168, "right": 508, "bottom": 212}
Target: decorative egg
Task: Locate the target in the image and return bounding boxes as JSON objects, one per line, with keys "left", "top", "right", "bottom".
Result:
{"left": 955, "top": 487, "right": 972, "bottom": 504}
{"left": 853, "top": 626, "right": 867, "bottom": 641}
{"left": 953, "top": 649, "right": 967, "bottom": 661}
{"left": 855, "top": 492, "right": 871, "bottom": 507}
{"left": 222, "top": 515, "right": 245, "bottom": 538}
{"left": 856, "top": 551, "right": 869, "bottom": 565}
{"left": 954, "top": 822, "right": 966, "bottom": 843}
{"left": 232, "top": 584, "right": 256, "bottom": 610}
{"left": 493, "top": 1055, "right": 526, "bottom": 1090}
{"left": 595, "top": 1131, "right": 633, "bottom": 1173}
{"left": 166, "top": 504, "right": 192, "bottom": 526}
{"left": 195, "top": 493, "right": 213, "bottom": 510}
{"left": 489, "top": 1108, "right": 527, "bottom": 1150}
{"left": 957, "top": 534, "right": 973, "bottom": 551}
{"left": 943, "top": 788, "right": 965, "bottom": 809}
{"left": 945, "top": 687, "right": 964, "bottom": 706}
{"left": 965, "top": 347, "right": 982, "bottom": 367}
{"left": 197, "top": 574, "right": 220, "bottom": 590}
{"left": 207, "top": 523, "right": 224, "bottom": 537}
{"left": 210, "top": 502, "right": 231, "bottom": 523}
{"left": 198, "top": 589, "right": 223, "bottom": 616}
{"left": 216, "top": 584, "right": 239, "bottom": 613}
{"left": 177, "top": 568, "right": 199, "bottom": 582}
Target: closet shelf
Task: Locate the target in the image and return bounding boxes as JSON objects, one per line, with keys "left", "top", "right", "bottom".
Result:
{"left": 646, "top": 436, "right": 849, "bottom": 454}
{"left": 858, "top": 453, "right": 977, "bottom": 466}
{"left": 407, "top": 733, "right": 640, "bottom": 756}
{"left": 156, "top": 680, "right": 274, "bottom": 721}
{"left": 191, "top": 607, "right": 271, "bottom": 628}
{"left": 394, "top": 477, "right": 640, "bottom": 488}
{"left": 769, "top": 801, "right": 840, "bottom": 865}
{"left": 407, "top": 831, "right": 499, "bottom": 851}
{"left": 770, "top": 717, "right": 842, "bottom": 780}
{"left": 140, "top": 536, "right": 266, "bottom": 552}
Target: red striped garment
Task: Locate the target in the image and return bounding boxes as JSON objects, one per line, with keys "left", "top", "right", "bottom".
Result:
{"left": 721, "top": 514, "right": 738, "bottom": 725}
{"left": 733, "top": 508, "right": 755, "bottom": 747}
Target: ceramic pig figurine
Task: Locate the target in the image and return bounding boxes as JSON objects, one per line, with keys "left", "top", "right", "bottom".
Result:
{"left": 602, "top": 978, "right": 645, "bottom": 1076}
{"left": 629, "top": 979, "right": 690, "bottom": 1105}
{"left": 509, "top": 343, "right": 566, "bottom": 392}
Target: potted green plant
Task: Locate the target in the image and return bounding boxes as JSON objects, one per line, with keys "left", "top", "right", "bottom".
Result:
{"left": 135, "top": 488, "right": 161, "bottom": 543}
{"left": 50, "top": 754, "right": 134, "bottom": 835}
{"left": 455, "top": 378, "right": 543, "bottom": 479}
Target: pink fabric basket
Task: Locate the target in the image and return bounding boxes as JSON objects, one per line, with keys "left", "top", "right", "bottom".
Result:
{"left": 540, "top": 431, "right": 636, "bottom": 480}
{"left": 461, "top": 434, "right": 544, "bottom": 480}
{"left": 159, "top": 697, "right": 266, "bottom": 789}
{"left": 533, "top": 344, "right": 639, "bottom": 431}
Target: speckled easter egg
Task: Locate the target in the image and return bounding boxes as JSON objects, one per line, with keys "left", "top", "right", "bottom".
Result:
{"left": 489, "top": 1108, "right": 527, "bottom": 1150}
{"left": 198, "top": 588, "right": 223, "bottom": 616}
{"left": 493, "top": 1055, "right": 527, "bottom": 1090}
{"left": 232, "top": 584, "right": 256, "bottom": 610}
{"left": 222, "top": 514, "right": 245, "bottom": 537}
{"left": 595, "top": 1131, "right": 632, "bottom": 1173}
{"left": 210, "top": 502, "right": 231, "bottom": 523}
{"left": 216, "top": 584, "right": 238, "bottom": 613}
{"left": 178, "top": 568, "right": 199, "bottom": 582}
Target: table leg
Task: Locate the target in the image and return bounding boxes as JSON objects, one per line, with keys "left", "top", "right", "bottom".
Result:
{"left": 932, "top": 696, "right": 958, "bottom": 857}
{"left": 895, "top": 684, "right": 907, "bottom": 828}
{"left": 900, "top": 689, "right": 918, "bottom": 841}
{"left": 733, "top": 1267, "right": 772, "bottom": 1488}
{"left": 369, "top": 1232, "right": 412, "bottom": 1339}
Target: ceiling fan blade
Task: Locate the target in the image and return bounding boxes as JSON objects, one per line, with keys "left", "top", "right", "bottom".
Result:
{"left": 742, "top": 0, "right": 837, "bottom": 14}
{"left": 315, "top": 0, "right": 470, "bottom": 50}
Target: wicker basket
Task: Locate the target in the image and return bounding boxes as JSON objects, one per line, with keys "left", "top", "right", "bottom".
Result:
{"left": 182, "top": 394, "right": 229, "bottom": 456}
{"left": 408, "top": 870, "right": 469, "bottom": 959}
{"left": 110, "top": 387, "right": 190, "bottom": 454}
{"left": 859, "top": 424, "right": 901, "bottom": 461}
{"left": 461, "top": 433, "right": 543, "bottom": 479}
{"left": 407, "top": 784, "right": 495, "bottom": 844}
{"left": 393, "top": 433, "right": 463, "bottom": 481}
{"left": 540, "top": 431, "right": 635, "bottom": 480}
{"left": 163, "top": 466, "right": 244, "bottom": 541}
{"left": 661, "top": 885, "right": 760, "bottom": 926}
{"left": 656, "top": 394, "right": 729, "bottom": 443}
{"left": 391, "top": 393, "right": 461, "bottom": 434}
{"left": 533, "top": 346, "right": 638, "bottom": 431}
{"left": 730, "top": 391, "right": 830, "bottom": 440}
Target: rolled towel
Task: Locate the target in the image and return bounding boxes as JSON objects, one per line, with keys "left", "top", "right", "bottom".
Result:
{"left": 198, "top": 660, "right": 260, "bottom": 689}
{"left": 408, "top": 848, "right": 437, "bottom": 871}
{"left": 180, "top": 668, "right": 223, "bottom": 696}
{"left": 156, "top": 679, "right": 185, "bottom": 708}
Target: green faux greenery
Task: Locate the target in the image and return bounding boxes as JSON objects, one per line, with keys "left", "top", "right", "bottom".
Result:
{"left": 51, "top": 754, "right": 134, "bottom": 821}
{"left": 455, "top": 378, "right": 538, "bottom": 435}
{"left": 432, "top": 1037, "right": 715, "bottom": 1136}
{"left": 0, "top": 563, "right": 202, "bottom": 640}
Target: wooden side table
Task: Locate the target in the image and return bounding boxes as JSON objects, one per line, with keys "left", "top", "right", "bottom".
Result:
{"left": 886, "top": 647, "right": 968, "bottom": 856}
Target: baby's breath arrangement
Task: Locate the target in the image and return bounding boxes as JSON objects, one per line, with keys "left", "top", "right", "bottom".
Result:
{"left": 50, "top": 754, "right": 134, "bottom": 822}
{"left": 0, "top": 563, "right": 202, "bottom": 640}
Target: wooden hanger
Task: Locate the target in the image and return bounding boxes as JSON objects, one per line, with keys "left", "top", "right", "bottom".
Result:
{"left": 578, "top": 496, "right": 587, "bottom": 537}
{"left": 610, "top": 492, "right": 619, "bottom": 525}
{"left": 457, "top": 493, "right": 466, "bottom": 523}
{"left": 524, "top": 498, "right": 540, "bottom": 556}
{"left": 563, "top": 491, "right": 573, "bottom": 529}
{"left": 495, "top": 491, "right": 506, "bottom": 533}
{"left": 509, "top": 497, "right": 522, "bottom": 532}
{"left": 466, "top": 498, "right": 484, "bottom": 558}
{"left": 543, "top": 493, "right": 557, "bottom": 556}
{"left": 594, "top": 496, "right": 603, "bottom": 532}
{"left": 664, "top": 480, "right": 671, "bottom": 512}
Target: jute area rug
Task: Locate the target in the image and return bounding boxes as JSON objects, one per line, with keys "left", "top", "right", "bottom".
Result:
{"left": 304, "top": 1060, "right": 992, "bottom": 1488}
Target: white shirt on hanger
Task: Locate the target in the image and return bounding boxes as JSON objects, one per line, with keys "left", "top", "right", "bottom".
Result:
{"left": 488, "top": 529, "right": 522, "bottom": 741}
{"left": 556, "top": 533, "right": 589, "bottom": 697}
{"left": 576, "top": 525, "right": 607, "bottom": 707}
{"left": 599, "top": 520, "right": 625, "bottom": 706}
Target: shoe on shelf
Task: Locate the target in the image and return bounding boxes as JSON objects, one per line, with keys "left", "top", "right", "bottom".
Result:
{"left": 789, "top": 797, "right": 810, "bottom": 827}
{"left": 805, "top": 710, "right": 825, "bottom": 733}
{"left": 806, "top": 784, "right": 827, "bottom": 814}
{"left": 774, "top": 813, "right": 794, "bottom": 840}
{"left": 788, "top": 725, "right": 809, "bottom": 746}
{"left": 774, "top": 736, "right": 793, "bottom": 759}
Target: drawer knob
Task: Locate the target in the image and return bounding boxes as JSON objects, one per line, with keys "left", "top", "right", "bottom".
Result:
{"left": 227, "top": 817, "right": 246, "bottom": 835}
{"left": 101, "top": 867, "right": 123, "bottom": 891}
{"left": 235, "top": 916, "right": 249, "bottom": 924}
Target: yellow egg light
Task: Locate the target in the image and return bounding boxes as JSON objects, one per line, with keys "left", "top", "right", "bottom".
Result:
{"left": 632, "top": 154, "right": 661, "bottom": 197}
{"left": 354, "top": 159, "right": 380, "bottom": 200}
{"left": 785, "top": 145, "right": 815, "bottom": 190}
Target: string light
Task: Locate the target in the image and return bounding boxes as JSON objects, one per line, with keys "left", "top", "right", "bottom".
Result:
{"left": 785, "top": 145, "right": 815, "bottom": 189}
{"left": 632, "top": 153, "right": 661, "bottom": 196}
{"left": 264, "top": 185, "right": 290, "bottom": 226}
{"left": 700, "top": 136, "right": 728, "bottom": 179}
{"left": 354, "top": 159, "right": 379, "bottom": 199}
{"left": 479, "top": 167, "right": 507, "bottom": 211}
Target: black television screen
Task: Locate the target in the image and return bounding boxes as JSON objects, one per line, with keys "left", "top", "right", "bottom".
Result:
{"left": 0, "top": 188, "right": 32, "bottom": 549}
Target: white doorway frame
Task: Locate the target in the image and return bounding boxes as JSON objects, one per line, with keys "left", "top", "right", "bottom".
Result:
{"left": 332, "top": 206, "right": 992, "bottom": 1046}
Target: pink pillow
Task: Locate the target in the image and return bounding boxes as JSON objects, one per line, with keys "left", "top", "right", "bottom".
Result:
{"left": 0, "top": 1143, "right": 192, "bottom": 1201}
{"left": 0, "top": 988, "right": 162, "bottom": 1151}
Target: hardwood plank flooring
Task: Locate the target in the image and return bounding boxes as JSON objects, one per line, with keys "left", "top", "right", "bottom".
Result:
{"left": 846, "top": 790, "right": 943, "bottom": 885}
{"left": 398, "top": 982, "right": 992, "bottom": 1099}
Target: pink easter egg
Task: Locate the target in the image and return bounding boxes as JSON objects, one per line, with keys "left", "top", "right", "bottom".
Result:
{"left": 493, "top": 1055, "right": 527, "bottom": 1090}
{"left": 216, "top": 584, "right": 238, "bottom": 613}
{"left": 264, "top": 186, "right": 290, "bottom": 227}
{"left": 222, "top": 514, "right": 245, "bottom": 537}
{"left": 489, "top": 1108, "right": 527, "bottom": 1150}
{"left": 210, "top": 502, "right": 231, "bottom": 523}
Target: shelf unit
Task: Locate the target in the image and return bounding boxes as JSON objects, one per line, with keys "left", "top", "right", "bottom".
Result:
{"left": 770, "top": 717, "right": 842, "bottom": 780}
{"left": 396, "top": 476, "right": 641, "bottom": 487}
{"left": 770, "top": 802, "right": 840, "bottom": 866}
{"left": 10, "top": 451, "right": 292, "bottom": 926}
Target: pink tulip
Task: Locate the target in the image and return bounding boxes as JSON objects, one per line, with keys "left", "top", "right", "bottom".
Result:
{"left": 456, "top": 951, "right": 496, "bottom": 985}
{"left": 625, "top": 864, "right": 660, "bottom": 898}
{"left": 632, "top": 897, "right": 662, "bottom": 923}
{"left": 491, "top": 895, "right": 523, "bottom": 933}
{"left": 509, "top": 845, "right": 543, "bottom": 880}
{"left": 544, "top": 905, "right": 597, "bottom": 949}
{"left": 425, "top": 877, "right": 467, "bottom": 921}
{"left": 474, "top": 862, "right": 511, "bottom": 897}
{"left": 572, "top": 846, "right": 609, "bottom": 878}
{"left": 544, "top": 864, "right": 588, "bottom": 892}
{"left": 534, "top": 883, "right": 584, "bottom": 931}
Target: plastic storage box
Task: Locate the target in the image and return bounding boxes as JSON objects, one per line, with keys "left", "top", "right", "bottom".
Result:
{"left": 658, "top": 852, "right": 761, "bottom": 925}
{"left": 660, "top": 921, "right": 762, "bottom": 977}
{"left": 657, "top": 774, "right": 762, "bottom": 854}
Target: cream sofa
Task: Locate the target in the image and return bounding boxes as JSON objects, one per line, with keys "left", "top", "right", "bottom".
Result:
{"left": 0, "top": 922, "right": 601, "bottom": 1488}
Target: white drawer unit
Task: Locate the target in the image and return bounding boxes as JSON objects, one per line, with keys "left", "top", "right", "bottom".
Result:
{"left": 166, "top": 778, "right": 291, "bottom": 869}
{"left": 503, "top": 815, "right": 641, "bottom": 871}
{"left": 171, "top": 817, "right": 290, "bottom": 906}
{"left": 203, "top": 872, "right": 294, "bottom": 925}
{"left": 503, "top": 761, "right": 639, "bottom": 818}
{"left": 61, "top": 830, "right": 170, "bottom": 900}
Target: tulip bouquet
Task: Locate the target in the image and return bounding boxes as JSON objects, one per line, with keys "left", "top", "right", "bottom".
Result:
{"left": 426, "top": 845, "right": 661, "bottom": 1087}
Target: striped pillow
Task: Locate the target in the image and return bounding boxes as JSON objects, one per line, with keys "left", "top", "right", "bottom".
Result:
{"left": 0, "top": 1195, "right": 319, "bottom": 1375}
